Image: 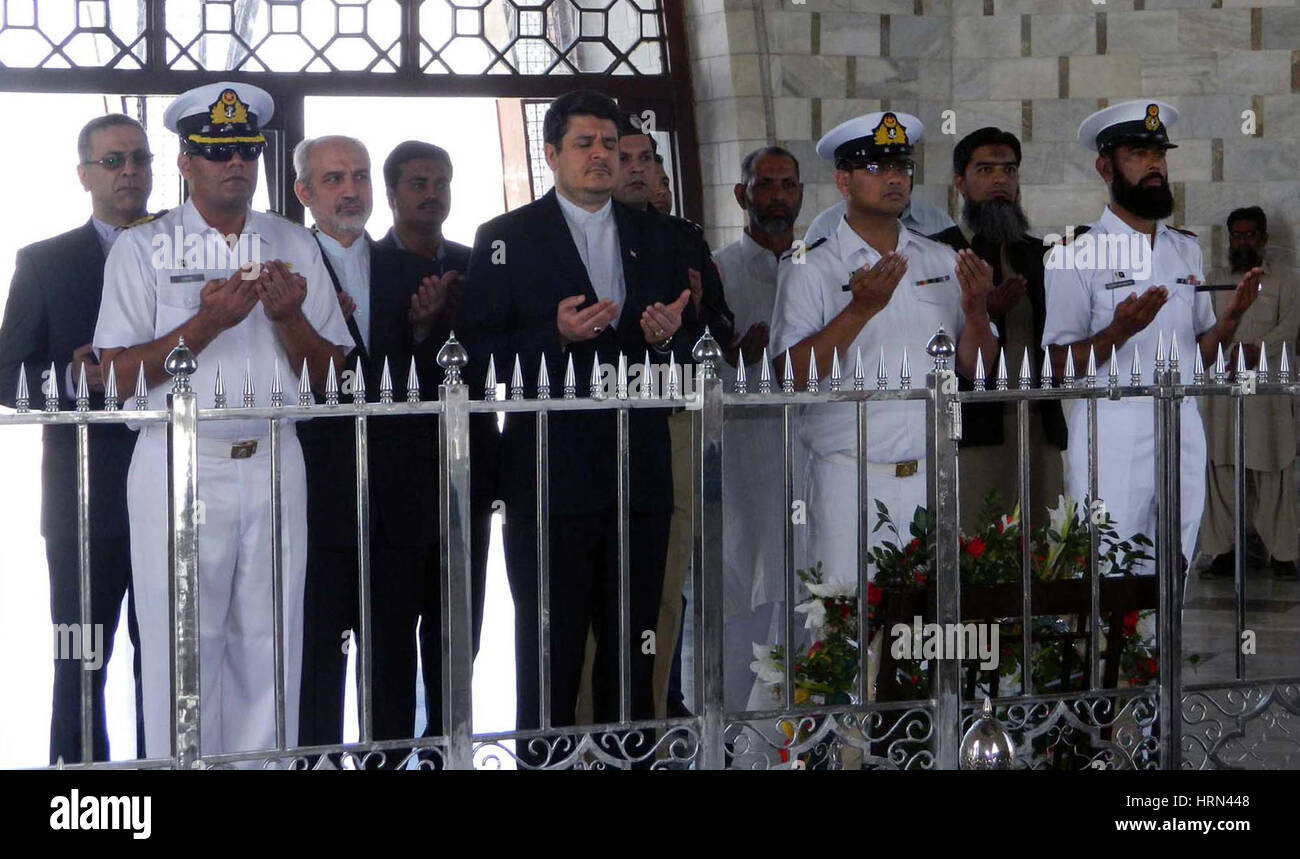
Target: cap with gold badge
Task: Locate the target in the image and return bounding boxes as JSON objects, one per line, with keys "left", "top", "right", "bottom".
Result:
{"left": 1077, "top": 99, "right": 1179, "bottom": 153}
{"left": 163, "top": 81, "right": 274, "bottom": 159}
{"left": 816, "top": 111, "right": 924, "bottom": 169}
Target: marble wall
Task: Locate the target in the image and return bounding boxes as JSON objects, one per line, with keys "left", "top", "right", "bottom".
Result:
{"left": 684, "top": 0, "right": 1300, "bottom": 265}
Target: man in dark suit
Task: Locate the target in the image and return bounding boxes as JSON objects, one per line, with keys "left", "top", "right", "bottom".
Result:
{"left": 376, "top": 139, "right": 496, "bottom": 736}
{"left": 0, "top": 113, "right": 151, "bottom": 763}
{"left": 460, "top": 90, "right": 701, "bottom": 766}
{"left": 929, "top": 127, "right": 1067, "bottom": 529}
{"left": 612, "top": 120, "right": 734, "bottom": 721}
{"left": 292, "top": 135, "right": 457, "bottom": 757}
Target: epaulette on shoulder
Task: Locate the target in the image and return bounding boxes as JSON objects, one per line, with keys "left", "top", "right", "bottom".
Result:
{"left": 1051, "top": 225, "right": 1093, "bottom": 245}
{"left": 781, "top": 235, "right": 827, "bottom": 262}
{"left": 122, "top": 209, "right": 169, "bottom": 229}
{"left": 1171, "top": 226, "right": 1197, "bottom": 238}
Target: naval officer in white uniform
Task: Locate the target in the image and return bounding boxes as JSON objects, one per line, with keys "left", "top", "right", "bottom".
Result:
{"left": 1042, "top": 101, "right": 1260, "bottom": 563}
{"left": 94, "top": 82, "right": 354, "bottom": 758}
{"left": 770, "top": 112, "right": 998, "bottom": 589}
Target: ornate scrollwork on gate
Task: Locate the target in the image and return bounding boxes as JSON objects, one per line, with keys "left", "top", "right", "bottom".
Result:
{"left": 1182, "top": 681, "right": 1300, "bottom": 770}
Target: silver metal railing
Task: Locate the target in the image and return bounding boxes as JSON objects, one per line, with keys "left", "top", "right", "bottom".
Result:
{"left": 8, "top": 325, "right": 1300, "bottom": 770}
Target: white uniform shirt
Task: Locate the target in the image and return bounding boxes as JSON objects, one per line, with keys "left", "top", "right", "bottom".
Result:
{"left": 771, "top": 216, "right": 970, "bottom": 461}
{"left": 1041, "top": 206, "right": 1215, "bottom": 385}
{"left": 804, "top": 198, "right": 956, "bottom": 247}
{"left": 556, "top": 192, "right": 626, "bottom": 318}
{"left": 316, "top": 230, "right": 371, "bottom": 352}
{"left": 94, "top": 199, "right": 355, "bottom": 440}
{"left": 713, "top": 230, "right": 780, "bottom": 384}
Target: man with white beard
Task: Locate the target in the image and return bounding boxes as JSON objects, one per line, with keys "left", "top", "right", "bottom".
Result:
{"left": 712, "top": 146, "right": 804, "bottom": 714}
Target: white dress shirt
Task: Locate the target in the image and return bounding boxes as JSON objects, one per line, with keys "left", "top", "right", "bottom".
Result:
{"left": 316, "top": 230, "right": 371, "bottom": 351}
{"left": 556, "top": 192, "right": 626, "bottom": 321}
{"left": 94, "top": 199, "right": 355, "bottom": 439}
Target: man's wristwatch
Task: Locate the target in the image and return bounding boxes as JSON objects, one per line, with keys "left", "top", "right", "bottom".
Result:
{"left": 650, "top": 333, "right": 675, "bottom": 354}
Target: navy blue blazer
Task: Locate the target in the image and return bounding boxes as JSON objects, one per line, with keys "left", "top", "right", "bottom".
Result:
{"left": 0, "top": 220, "right": 136, "bottom": 539}
{"left": 459, "top": 190, "right": 703, "bottom": 517}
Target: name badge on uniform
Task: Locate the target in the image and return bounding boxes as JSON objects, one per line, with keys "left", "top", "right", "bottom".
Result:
{"left": 915, "top": 275, "right": 950, "bottom": 286}
{"left": 169, "top": 273, "right": 206, "bottom": 283}
{"left": 1104, "top": 272, "right": 1135, "bottom": 290}
{"left": 1175, "top": 276, "right": 1198, "bottom": 285}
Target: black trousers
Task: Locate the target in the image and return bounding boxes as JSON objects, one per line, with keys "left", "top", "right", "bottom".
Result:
{"left": 297, "top": 507, "right": 490, "bottom": 758}
{"left": 47, "top": 534, "right": 142, "bottom": 764}
{"left": 504, "top": 511, "right": 669, "bottom": 766}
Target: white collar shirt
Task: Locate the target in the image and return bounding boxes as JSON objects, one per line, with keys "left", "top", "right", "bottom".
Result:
{"left": 713, "top": 230, "right": 781, "bottom": 383}
{"left": 91, "top": 216, "right": 121, "bottom": 257}
{"left": 771, "top": 216, "right": 969, "bottom": 461}
{"left": 316, "top": 230, "right": 371, "bottom": 351}
{"left": 1042, "top": 205, "right": 1214, "bottom": 389}
{"left": 556, "top": 192, "right": 626, "bottom": 320}
{"left": 94, "top": 199, "right": 355, "bottom": 439}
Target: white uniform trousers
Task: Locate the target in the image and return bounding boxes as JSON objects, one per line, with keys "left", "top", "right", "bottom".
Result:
{"left": 128, "top": 426, "right": 307, "bottom": 759}
{"left": 807, "top": 451, "right": 929, "bottom": 587}
{"left": 1063, "top": 398, "right": 1205, "bottom": 564}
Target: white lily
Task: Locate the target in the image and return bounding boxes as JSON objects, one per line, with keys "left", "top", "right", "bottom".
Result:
{"left": 749, "top": 642, "right": 784, "bottom": 685}
{"left": 1000, "top": 502, "right": 1021, "bottom": 532}
{"left": 793, "top": 598, "right": 827, "bottom": 635}
{"left": 805, "top": 579, "right": 855, "bottom": 599}
{"left": 1044, "top": 494, "right": 1077, "bottom": 572}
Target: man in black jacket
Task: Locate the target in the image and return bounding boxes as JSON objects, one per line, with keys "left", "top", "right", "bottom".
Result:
{"left": 0, "top": 113, "right": 151, "bottom": 762}
{"left": 460, "top": 90, "right": 700, "bottom": 765}
{"left": 376, "top": 139, "right": 496, "bottom": 739}
{"left": 929, "top": 127, "right": 1066, "bottom": 528}
{"left": 612, "top": 120, "right": 734, "bottom": 720}
{"left": 292, "top": 135, "right": 456, "bottom": 756}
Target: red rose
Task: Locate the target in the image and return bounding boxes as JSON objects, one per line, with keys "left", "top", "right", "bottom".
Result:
{"left": 808, "top": 641, "right": 822, "bottom": 657}
{"left": 1122, "top": 611, "right": 1139, "bottom": 637}
{"left": 966, "top": 538, "right": 986, "bottom": 558}
{"left": 913, "top": 571, "right": 927, "bottom": 585}
{"left": 840, "top": 603, "right": 851, "bottom": 619}
{"left": 867, "top": 583, "right": 882, "bottom": 606}
{"left": 1145, "top": 657, "right": 1157, "bottom": 676}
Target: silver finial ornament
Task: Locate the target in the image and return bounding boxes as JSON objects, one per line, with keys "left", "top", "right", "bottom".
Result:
{"left": 899, "top": 350, "right": 911, "bottom": 390}
{"left": 1280, "top": 342, "right": 1292, "bottom": 384}
{"left": 484, "top": 354, "right": 498, "bottom": 403}
{"left": 1039, "top": 349, "right": 1052, "bottom": 390}
{"left": 134, "top": 362, "right": 148, "bottom": 410}
{"left": 242, "top": 359, "right": 256, "bottom": 408}
{"left": 379, "top": 358, "right": 393, "bottom": 405}
{"left": 325, "top": 357, "right": 340, "bottom": 405}
{"left": 14, "top": 363, "right": 29, "bottom": 412}
{"left": 435, "top": 331, "right": 470, "bottom": 387}
{"left": 407, "top": 357, "right": 421, "bottom": 403}
{"left": 781, "top": 349, "right": 795, "bottom": 395}
{"left": 164, "top": 337, "right": 198, "bottom": 395}
{"left": 1193, "top": 346, "right": 1206, "bottom": 385}
{"left": 537, "top": 353, "right": 551, "bottom": 400}
{"left": 995, "top": 349, "right": 1008, "bottom": 391}
{"left": 43, "top": 361, "right": 59, "bottom": 412}
{"left": 668, "top": 353, "right": 680, "bottom": 399}
{"left": 758, "top": 347, "right": 772, "bottom": 394}
{"left": 959, "top": 698, "right": 1015, "bottom": 770}
{"left": 853, "top": 347, "right": 865, "bottom": 392}
{"left": 564, "top": 353, "right": 577, "bottom": 400}
{"left": 351, "top": 357, "right": 366, "bottom": 405}
{"left": 616, "top": 352, "right": 629, "bottom": 399}
{"left": 510, "top": 355, "right": 524, "bottom": 400}
{"left": 1131, "top": 345, "right": 1144, "bottom": 388}
{"left": 1258, "top": 342, "right": 1270, "bottom": 384}
{"left": 1018, "top": 347, "right": 1032, "bottom": 390}
{"left": 974, "top": 347, "right": 986, "bottom": 388}
{"left": 806, "top": 346, "right": 819, "bottom": 394}
{"left": 299, "top": 358, "right": 312, "bottom": 407}
{"left": 103, "top": 362, "right": 119, "bottom": 411}
{"left": 588, "top": 353, "right": 601, "bottom": 399}
{"left": 1109, "top": 346, "right": 1119, "bottom": 388}
{"left": 925, "top": 326, "right": 955, "bottom": 370}
{"left": 213, "top": 363, "right": 227, "bottom": 409}
{"left": 1213, "top": 342, "right": 1226, "bottom": 384}
{"left": 1085, "top": 345, "right": 1097, "bottom": 387}
{"left": 270, "top": 361, "right": 285, "bottom": 408}
{"left": 1063, "top": 347, "right": 1076, "bottom": 388}
{"left": 828, "top": 347, "right": 842, "bottom": 392}
{"left": 75, "top": 363, "right": 89, "bottom": 412}
{"left": 876, "top": 346, "right": 888, "bottom": 391}
{"left": 641, "top": 351, "right": 655, "bottom": 399}
{"left": 734, "top": 355, "right": 748, "bottom": 394}
{"left": 692, "top": 326, "right": 723, "bottom": 381}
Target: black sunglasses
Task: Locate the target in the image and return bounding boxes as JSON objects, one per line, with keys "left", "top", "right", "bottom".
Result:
{"left": 82, "top": 150, "right": 154, "bottom": 170}
{"left": 185, "top": 142, "right": 265, "bottom": 162}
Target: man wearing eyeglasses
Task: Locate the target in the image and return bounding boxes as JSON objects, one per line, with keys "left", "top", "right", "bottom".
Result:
{"left": 93, "top": 82, "right": 353, "bottom": 759}
{"left": 0, "top": 113, "right": 153, "bottom": 763}
{"left": 769, "top": 111, "right": 997, "bottom": 609}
